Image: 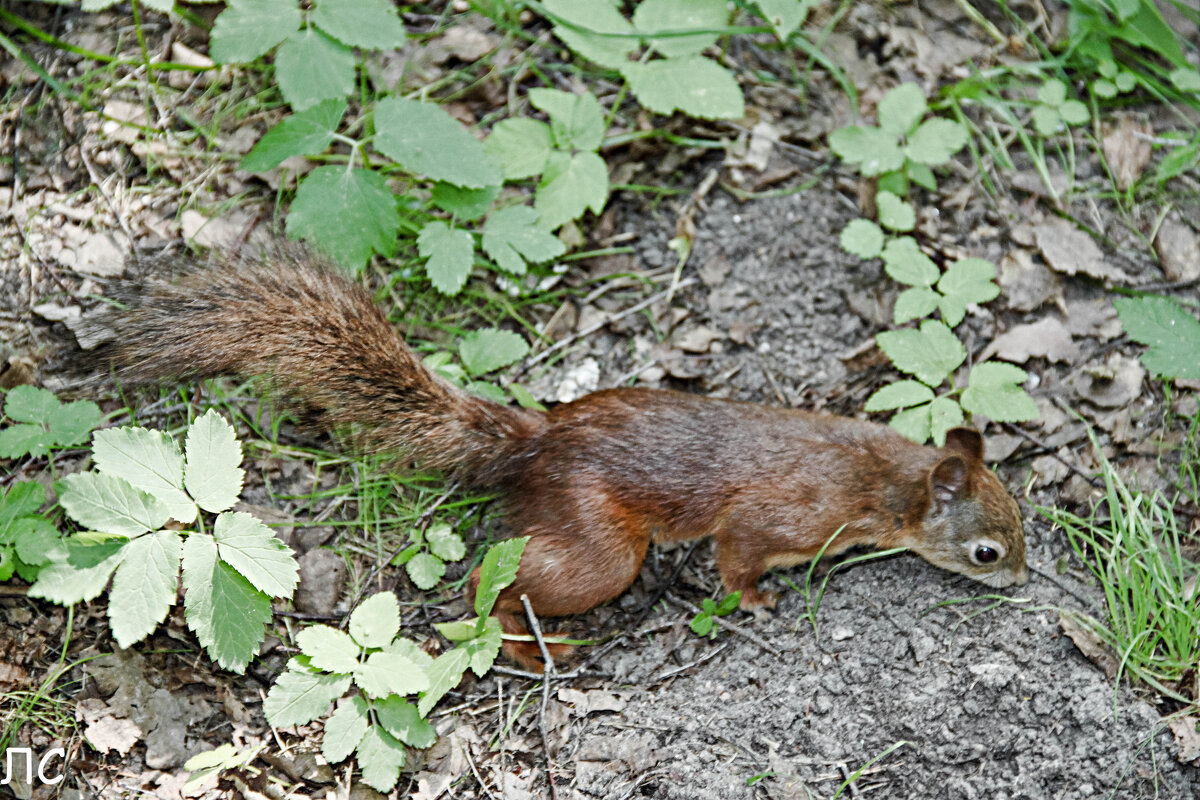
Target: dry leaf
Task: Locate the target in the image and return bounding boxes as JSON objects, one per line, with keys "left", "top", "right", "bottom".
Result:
{"left": 1070, "top": 354, "right": 1145, "bottom": 408}
{"left": 997, "top": 249, "right": 1059, "bottom": 312}
{"left": 1154, "top": 217, "right": 1200, "bottom": 283}
{"left": 557, "top": 687, "right": 626, "bottom": 716}
{"left": 1034, "top": 218, "right": 1132, "bottom": 284}
{"left": 74, "top": 232, "right": 126, "bottom": 276}
{"left": 1169, "top": 717, "right": 1200, "bottom": 764}
{"left": 1100, "top": 115, "right": 1152, "bottom": 191}
{"left": 983, "top": 316, "right": 1078, "bottom": 364}
{"left": 1059, "top": 611, "right": 1119, "bottom": 679}
{"left": 1064, "top": 298, "right": 1123, "bottom": 341}
{"left": 673, "top": 325, "right": 721, "bottom": 354}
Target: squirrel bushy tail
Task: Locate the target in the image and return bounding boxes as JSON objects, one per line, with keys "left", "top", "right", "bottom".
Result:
{"left": 105, "top": 247, "right": 545, "bottom": 484}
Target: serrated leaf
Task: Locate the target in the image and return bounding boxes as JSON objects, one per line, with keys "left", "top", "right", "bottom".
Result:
{"left": 375, "top": 696, "right": 436, "bottom": 748}
{"left": 274, "top": 29, "right": 355, "bottom": 112}
{"left": 60, "top": 473, "right": 171, "bottom": 536}
{"left": 29, "top": 539, "right": 125, "bottom": 605}
{"left": 349, "top": 591, "right": 400, "bottom": 648}
{"left": 621, "top": 57, "right": 745, "bottom": 120}
{"left": 1059, "top": 99, "right": 1089, "bottom": 126}
{"left": 864, "top": 380, "right": 935, "bottom": 412}
{"left": 876, "top": 320, "right": 965, "bottom": 388}
{"left": 876, "top": 190, "right": 914, "bottom": 232}
{"left": 534, "top": 150, "right": 608, "bottom": 230}
{"left": 210, "top": 0, "right": 302, "bottom": 63}
{"left": 881, "top": 236, "right": 938, "bottom": 287}
{"left": 263, "top": 659, "right": 353, "bottom": 727}
{"left": 1031, "top": 105, "right": 1061, "bottom": 136}
{"left": 542, "top": 0, "right": 636, "bottom": 69}
{"left": 528, "top": 88, "right": 606, "bottom": 152}
{"left": 182, "top": 535, "right": 272, "bottom": 673}
{"left": 464, "top": 615, "right": 502, "bottom": 677}
{"left": 13, "top": 518, "right": 60, "bottom": 566}
{"left": 878, "top": 83, "right": 926, "bottom": 137}
{"left": 431, "top": 183, "right": 498, "bottom": 222}
{"left": 3, "top": 385, "right": 59, "bottom": 425}
{"left": 829, "top": 125, "right": 904, "bottom": 176}
{"left": 426, "top": 523, "right": 466, "bottom": 562}
{"left": 356, "top": 726, "right": 406, "bottom": 793}
{"left": 242, "top": 100, "right": 347, "bottom": 172}
{"left": 905, "top": 118, "right": 968, "bottom": 165}
{"left": 0, "top": 482, "right": 46, "bottom": 528}
{"left": 754, "top": 0, "right": 812, "bottom": 40}
{"left": 375, "top": 97, "right": 501, "bottom": 189}
{"left": 890, "top": 403, "right": 932, "bottom": 444}
{"left": 1114, "top": 297, "right": 1200, "bottom": 380}
{"left": 961, "top": 362, "right": 1038, "bottom": 422}
{"left": 484, "top": 118, "right": 553, "bottom": 180}
{"left": 287, "top": 166, "right": 399, "bottom": 270}
{"left": 321, "top": 695, "right": 369, "bottom": 764}
{"left": 929, "top": 397, "right": 965, "bottom": 447}
{"left": 405, "top": 551, "right": 446, "bottom": 590}
{"left": 482, "top": 206, "right": 566, "bottom": 275}
{"left": 937, "top": 257, "right": 999, "bottom": 327}
{"left": 108, "top": 531, "right": 182, "bottom": 648}
{"left": 632, "top": 0, "right": 727, "bottom": 59}
{"left": 894, "top": 287, "right": 940, "bottom": 324}
{"left": 1038, "top": 79, "right": 1067, "bottom": 106}
{"left": 474, "top": 536, "right": 528, "bottom": 618}
{"left": 354, "top": 651, "right": 430, "bottom": 698}
{"left": 907, "top": 161, "right": 936, "bottom": 191}
{"left": 92, "top": 426, "right": 196, "bottom": 525}
{"left": 311, "top": 0, "right": 406, "bottom": 50}
{"left": 296, "top": 625, "right": 360, "bottom": 674}
{"left": 417, "top": 221, "right": 475, "bottom": 296}
{"left": 48, "top": 400, "right": 102, "bottom": 446}
{"left": 459, "top": 328, "right": 530, "bottom": 376}
{"left": 839, "top": 219, "right": 883, "bottom": 259}
{"left": 417, "top": 646, "right": 471, "bottom": 716}
{"left": 213, "top": 511, "right": 298, "bottom": 598}
{"left": 0, "top": 425, "right": 56, "bottom": 459}
{"left": 184, "top": 410, "right": 244, "bottom": 513}
{"left": 384, "top": 637, "right": 436, "bottom": 671}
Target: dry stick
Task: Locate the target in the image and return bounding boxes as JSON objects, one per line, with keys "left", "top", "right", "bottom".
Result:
{"left": 461, "top": 740, "right": 500, "bottom": 800}
{"left": 836, "top": 762, "right": 862, "bottom": 799}
{"left": 521, "top": 594, "right": 559, "bottom": 800}
{"left": 1001, "top": 422, "right": 1102, "bottom": 489}
{"left": 664, "top": 593, "right": 779, "bottom": 658}
{"left": 652, "top": 642, "right": 730, "bottom": 683}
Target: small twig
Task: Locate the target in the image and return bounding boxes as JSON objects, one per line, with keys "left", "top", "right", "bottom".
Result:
{"left": 461, "top": 739, "right": 499, "bottom": 800}
{"left": 837, "top": 762, "right": 862, "bottom": 798}
{"left": 1001, "top": 422, "right": 1102, "bottom": 489}
{"left": 664, "top": 593, "right": 780, "bottom": 657}
{"left": 652, "top": 642, "right": 730, "bottom": 682}
{"left": 521, "top": 594, "right": 558, "bottom": 800}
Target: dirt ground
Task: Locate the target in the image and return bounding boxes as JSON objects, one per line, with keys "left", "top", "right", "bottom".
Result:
{"left": 1, "top": 1, "right": 1199, "bottom": 799}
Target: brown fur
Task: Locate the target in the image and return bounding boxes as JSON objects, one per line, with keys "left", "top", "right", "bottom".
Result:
{"left": 102, "top": 249, "right": 1028, "bottom": 671}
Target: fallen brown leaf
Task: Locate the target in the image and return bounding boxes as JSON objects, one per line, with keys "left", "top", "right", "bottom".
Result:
{"left": 1059, "top": 610, "right": 1119, "bottom": 680}
{"left": 1034, "top": 218, "right": 1132, "bottom": 284}
{"left": 1100, "top": 115, "right": 1152, "bottom": 191}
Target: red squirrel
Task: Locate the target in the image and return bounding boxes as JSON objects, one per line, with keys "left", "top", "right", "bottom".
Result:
{"left": 100, "top": 248, "right": 1028, "bottom": 669}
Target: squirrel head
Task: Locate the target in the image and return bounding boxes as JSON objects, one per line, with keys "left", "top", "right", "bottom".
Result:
{"left": 908, "top": 428, "right": 1028, "bottom": 588}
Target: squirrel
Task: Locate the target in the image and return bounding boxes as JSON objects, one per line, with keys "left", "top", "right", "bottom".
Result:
{"left": 97, "top": 247, "right": 1028, "bottom": 670}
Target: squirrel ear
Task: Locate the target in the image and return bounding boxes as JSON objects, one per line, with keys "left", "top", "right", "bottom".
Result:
{"left": 930, "top": 455, "right": 969, "bottom": 505}
{"left": 942, "top": 427, "right": 983, "bottom": 462}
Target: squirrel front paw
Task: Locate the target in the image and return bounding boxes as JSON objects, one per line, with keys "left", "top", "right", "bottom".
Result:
{"left": 737, "top": 587, "right": 779, "bottom": 610}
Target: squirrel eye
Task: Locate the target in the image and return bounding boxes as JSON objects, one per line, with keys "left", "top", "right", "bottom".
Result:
{"left": 974, "top": 545, "right": 999, "bottom": 564}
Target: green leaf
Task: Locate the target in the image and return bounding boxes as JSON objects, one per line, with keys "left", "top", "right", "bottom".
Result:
{"left": 417, "top": 221, "right": 475, "bottom": 296}
{"left": 263, "top": 658, "right": 353, "bottom": 727}
{"left": 459, "top": 328, "right": 530, "bottom": 376}
{"left": 907, "top": 161, "right": 936, "bottom": 191}
{"left": 241, "top": 100, "right": 347, "bottom": 172}
{"left": 287, "top": 166, "right": 399, "bottom": 270}
{"left": 1058, "top": 99, "right": 1089, "bottom": 126}
{"left": 473, "top": 536, "right": 528, "bottom": 618}
{"left": 463, "top": 615, "right": 503, "bottom": 677}
{"left": 1031, "top": 105, "right": 1061, "bottom": 136}
{"left": 29, "top": 539, "right": 125, "bottom": 605}
{"left": 877, "top": 83, "right": 926, "bottom": 138}
{"left": 213, "top": 511, "right": 298, "bottom": 598}
{"left": 48, "top": 400, "right": 102, "bottom": 446}
{"left": 876, "top": 191, "right": 914, "bottom": 232}
{"left": 417, "top": 646, "right": 471, "bottom": 716}
{"left": 384, "top": 637, "right": 436, "bottom": 672}
{"left": 184, "top": 410, "right": 244, "bottom": 514}
{"left": 0, "top": 425, "right": 54, "bottom": 459}
{"left": 881, "top": 236, "right": 937, "bottom": 287}
{"left": 92, "top": 426, "right": 196, "bottom": 525}
{"left": 714, "top": 591, "right": 741, "bottom": 614}
{"left": 542, "top": 0, "right": 637, "bottom": 69}
{"left": 890, "top": 403, "right": 932, "bottom": 444}
{"left": 484, "top": 119, "right": 553, "bottom": 180}
{"left": 828, "top": 125, "right": 904, "bottom": 176}
{"left": 904, "top": 118, "right": 969, "bottom": 165}
{"left": 296, "top": 624, "right": 360, "bottom": 674}
{"left": 353, "top": 651, "right": 430, "bottom": 698}
{"left": 621, "top": 57, "right": 745, "bottom": 120}
{"left": 893, "top": 287, "right": 940, "bottom": 324}
{"left": 961, "top": 362, "right": 1038, "bottom": 422}
{"left": 426, "top": 523, "right": 466, "bottom": 562}
{"left": 509, "top": 383, "right": 547, "bottom": 411}
{"left": 1114, "top": 296, "right": 1200, "bottom": 380}
{"left": 1038, "top": 79, "right": 1067, "bottom": 106}
{"left": 1169, "top": 68, "right": 1200, "bottom": 93}
{"left": 937, "top": 257, "right": 998, "bottom": 327}
{"left": 690, "top": 613, "right": 714, "bottom": 636}
{"left": 839, "top": 219, "right": 883, "bottom": 259}
{"left": 1155, "top": 141, "right": 1200, "bottom": 184}
{"left": 356, "top": 726, "right": 406, "bottom": 793}
{"left": 3, "top": 385, "right": 59, "bottom": 425}
{"left": 274, "top": 29, "right": 355, "bottom": 112}
{"left": 321, "top": 696, "right": 369, "bottom": 764}
{"left": 434, "top": 619, "right": 478, "bottom": 642}
{"left": 60, "top": 473, "right": 171, "bottom": 536}
{"left": 13, "top": 518, "right": 60, "bottom": 566}
{"left": 311, "top": 0, "right": 406, "bottom": 50}
{"left": 534, "top": 150, "right": 609, "bottom": 230}
{"left": 431, "top": 183, "right": 498, "bottom": 223}
{"left": 864, "top": 380, "right": 935, "bottom": 412}
{"left": 181, "top": 534, "right": 272, "bottom": 673}
{"left": 349, "top": 591, "right": 400, "bottom": 648}
{"left": 210, "top": 0, "right": 302, "bottom": 63}
{"left": 0, "top": 547, "right": 16, "bottom": 582}
{"left": 108, "top": 531, "right": 182, "bottom": 648}
{"left": 375, "top": 97, "right": 501, "bottom": 189}
{"left": 528, "top": 88, "right": 606, "bottom": 152}
{"left": 1092, "top": 78, "right": 1118, "bottom": 99}
{"left": 482, "top": 206, "right": 566, "bottom": 275}
{"left": 405, "top": 552, "right": 446, "bottom": 590}
{"left": 632, "top": 0, "right": 727, "bottom": 59}
{"left": 928, "top": 396, "right": 965, "bottom": 447}
{"left": 876, "top": 320, "right": 965, "bottom": 388}
{"left": 0, "top": 482, "right": 46, "bottom": 528}
{"left": 375, "top": 697, "right": 436, "bottom": 748}
{"left": 754, "top": 0, "right": 812, "bottom": 40}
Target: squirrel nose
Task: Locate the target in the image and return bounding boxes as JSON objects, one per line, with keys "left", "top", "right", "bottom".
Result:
{"left": 1013, "top": 566, "right": 1030, "bottom": 586}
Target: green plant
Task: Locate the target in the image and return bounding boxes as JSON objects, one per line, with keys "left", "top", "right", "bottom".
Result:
{"left": 1114, "top": 295, "right": 1200, "bottom": 381}
{"left": 263, "top": 537, "right": 527, "bottom": 792}
{"left": 29, "top": 409, "right": 298, "bottom": 672}
{"left": 0, "top": 482, "right": 59, "bottom": 583}
{"left": 421, "top": 327, "right": 536, "bottom": 407}
{"left": 1030, "top": 78, "right": 1090, "bottom": 136}
{"left": 0, "top": 386, "right": 101, "bottom": 460}
{"left": 390, "top": 521, "right": 467, "bottom": 590}
{"left": 182, "top": 743, "right": 265, "bottom": 793}
{"left": 689, "top": 591, "right": 741, "bottom": 638}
